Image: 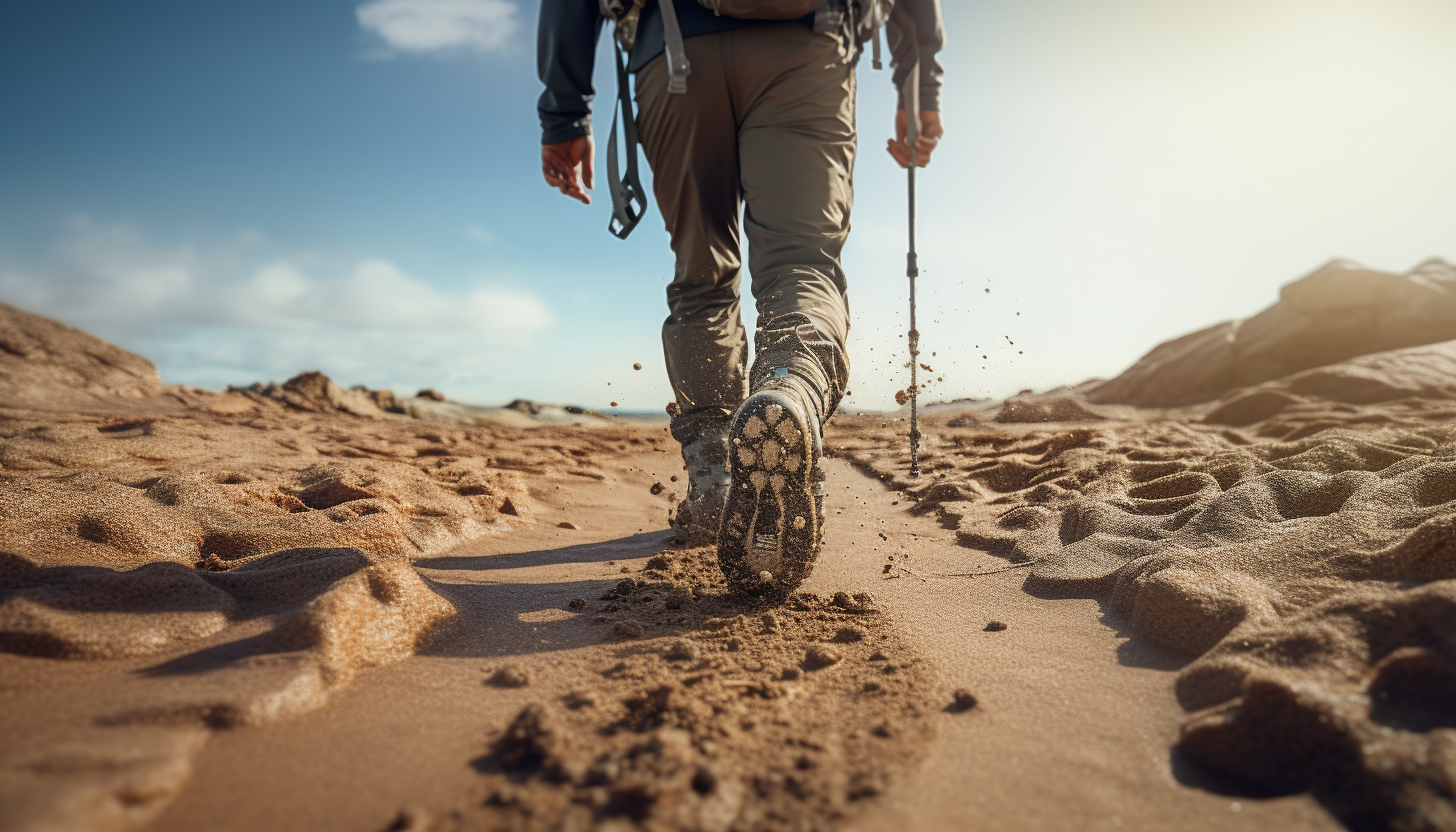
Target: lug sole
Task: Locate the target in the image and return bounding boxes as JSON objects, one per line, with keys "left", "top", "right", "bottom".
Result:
{"left": 717, "top": 392, "right": 822, "bottom": 597}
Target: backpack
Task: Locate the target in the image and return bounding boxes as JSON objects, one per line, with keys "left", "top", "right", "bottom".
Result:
{"left": 598, "top": 0, "right": 897, "bottom": 239}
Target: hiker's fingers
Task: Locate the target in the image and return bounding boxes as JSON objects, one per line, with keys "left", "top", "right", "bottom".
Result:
{"left": 913, "top": 134, "right": 938, "bottom": 166}
{"left": 918, "top": 110, "right": 945, "bottom": 140}
{"left": 892, "top": 109, "right": 942, "bottom": 167}
{"left": 557, "top": 186, "right": 589, "bottom": 205}
{"left": 542, "top": 154, "right": 571, "bottom": 188}
{"left": 542, "top": 141, "right": 582, "bottom": 189}
{"left": 915, "top": 110, "right": 943, "bottom": 167}
{"left": 544, "top": 167, "right": 576, "bottom": 192}
{"left": 887, "top": 138, "right": 937, "bottom": 168}
{"left": 580, "top": 137, "right": 596, "bottom": 190}
{"left": 886, "top": 139, "right": 912, "bottom": 169}
{"left": 542, "top": 137, "right": 594, "bottom": 202}
{"left": 545, "top": 169, "right": 589, "bottom": 204}
{"left": 552, "top": 175, "right": 589, "bottom": 205}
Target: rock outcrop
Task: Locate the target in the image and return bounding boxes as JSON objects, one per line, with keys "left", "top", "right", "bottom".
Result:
{"left": 0, "top": 303, "right": 165, "bottom": 408}
{"left": 1089, "top": 258, "right": 1456, "bottom": 407}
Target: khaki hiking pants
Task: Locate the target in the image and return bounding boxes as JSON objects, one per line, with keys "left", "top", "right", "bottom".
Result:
{"left": 634, "top": 23, "right": 855, "bottom": 444}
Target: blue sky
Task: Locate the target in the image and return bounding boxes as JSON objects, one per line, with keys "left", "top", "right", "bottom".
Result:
{"left": 2, "top": 0, "right": 1453, "bottom": 411}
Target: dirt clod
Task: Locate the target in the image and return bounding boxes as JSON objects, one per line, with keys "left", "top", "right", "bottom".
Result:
{"left": 608, "top": 619, "right": 643, "bottom": 640}
{"left": 803, "top": 645, "right": 844, "bottom": 671}
{"left": 487, "top": 665, "right": 532, "bottom": 689}
{"left": 562, "top": 690, "right": 596, "bottom": 710}
{"left": 947, "top": 689, "right": 979, "bottom": 713}
{"left": 663, "top": 639, "right": 699, "bottom": 661}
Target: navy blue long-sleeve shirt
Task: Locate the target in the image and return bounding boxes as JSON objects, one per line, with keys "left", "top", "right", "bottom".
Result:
{"left": 537, "top": 0, "right": 945, "bottom": 145}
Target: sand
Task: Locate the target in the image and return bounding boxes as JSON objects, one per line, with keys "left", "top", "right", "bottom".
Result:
{"left": 2, "top": 258, "right": 1455, "bottom": 832}
{"left": 831, "top": 270, "right": 1456, "bottom": 829}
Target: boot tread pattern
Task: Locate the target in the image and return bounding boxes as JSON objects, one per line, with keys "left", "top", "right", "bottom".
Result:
{"left": 717, "top": 392, "right": 821, "bottom": 597}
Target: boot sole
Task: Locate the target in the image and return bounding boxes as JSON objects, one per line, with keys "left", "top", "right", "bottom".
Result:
{"left": 717, "top": 392, "right": 821, "bottom": 597}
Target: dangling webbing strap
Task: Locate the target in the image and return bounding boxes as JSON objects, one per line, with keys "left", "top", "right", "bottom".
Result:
{"left": 658, "top": 0, "right": 691, "bottom": 94}
{"left": 606, "top": 44, "right": 647, "bottom": 239}
{"left": 868, "top": 0, "right": 885, "bottom": 70}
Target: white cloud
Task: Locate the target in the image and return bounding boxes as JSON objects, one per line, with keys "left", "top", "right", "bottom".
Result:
{"left": 0, "top": 221, "right": 555, "bottom": 399}
{"left": 357, "top": 0, "right": 518, "bottom": 56}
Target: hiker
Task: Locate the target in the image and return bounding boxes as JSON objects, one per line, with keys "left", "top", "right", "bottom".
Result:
{"left": 537, "top": 0, "right": 945, "bottom": 595}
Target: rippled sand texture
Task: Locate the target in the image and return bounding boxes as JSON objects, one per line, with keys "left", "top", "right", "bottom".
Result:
{"left": 0, "top": 302, "right": 657, "bottom": 832}
{"left": 835, "top": 338, "right": 1456, "bottom": 825}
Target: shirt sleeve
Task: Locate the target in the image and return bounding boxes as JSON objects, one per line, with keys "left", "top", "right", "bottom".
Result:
{"left": 887, "top": 0, "right": 945, "bottom": 113}
{"left": 537, "top": 0, "right": 606, "bottom": 145}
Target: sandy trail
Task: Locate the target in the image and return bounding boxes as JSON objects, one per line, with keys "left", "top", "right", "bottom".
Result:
{"left": 809, "top": 458, "right": 1337, "bottom": 831}
{"left": 141, "top": 450, "right": 1338, "bottom": 832}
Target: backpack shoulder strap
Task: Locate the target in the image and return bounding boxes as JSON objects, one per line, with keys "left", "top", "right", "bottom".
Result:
{"left": 658, "top": 0, "right": 692, "bottom": 94}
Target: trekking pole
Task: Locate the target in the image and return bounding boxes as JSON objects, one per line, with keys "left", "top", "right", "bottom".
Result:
{"left": 905, "top": 62, "right": 922, "bottom": 478}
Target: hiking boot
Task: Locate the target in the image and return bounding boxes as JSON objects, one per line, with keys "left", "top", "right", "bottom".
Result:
{"left": 670, "top": 422, "right": 732, "bottom": 543}
{"left": 717, "top": 314, "right": 839, "bottom": 598}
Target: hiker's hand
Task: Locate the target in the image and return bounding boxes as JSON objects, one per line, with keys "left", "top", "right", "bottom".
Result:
{"left": 542, "top": 135, "right": 594, "bottom": 205}
{"left": 888, "top": 109, "right": 942, "bottom": 168}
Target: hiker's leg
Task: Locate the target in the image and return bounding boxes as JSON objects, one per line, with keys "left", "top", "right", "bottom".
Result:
{"left": 635, "top": 37, "right": 748, "bottom": 443}
{"left": 713, "top": 25, "right": 855, "bottom": 596}
{"left": 730, "top": 24, "right": 856, "bottom": 417}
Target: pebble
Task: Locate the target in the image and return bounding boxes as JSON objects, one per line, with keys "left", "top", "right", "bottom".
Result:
{"left": 947, "top": 688, "right": 979, "bottom": 713}
{"left": 802, "top": 645, "right": 843, "bottom": 671}
{"left": 487, "top": 665, "right": 532, "bottom": 688}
